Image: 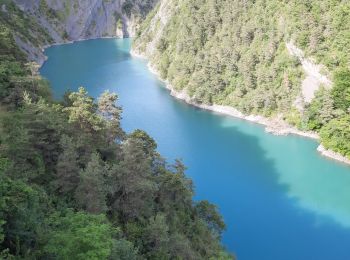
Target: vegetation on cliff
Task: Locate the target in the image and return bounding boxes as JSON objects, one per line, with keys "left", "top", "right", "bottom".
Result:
{"left": 133, "top": 0, "right": 350, "bottom": 159}
{"left": 0, "top": 7, "right": 232, "bottom": 260}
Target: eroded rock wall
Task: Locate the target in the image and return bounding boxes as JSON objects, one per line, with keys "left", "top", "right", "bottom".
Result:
{"left": 11, "top": 0, "right": 158, "bottom": 64}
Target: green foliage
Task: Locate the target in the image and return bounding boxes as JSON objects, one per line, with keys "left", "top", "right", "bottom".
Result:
{"left": 0, "top": 5, "right": 52, "bottom": 107}
{"left": 44, "top": 211, "right": 115, "bottom": 260}
{"left": 0, "top": 3, "right": 233, "bottom": 258}
{"left": 0, "top": 5, "right": 232, "bottom": 257}
{"left": 135, "top": 0, "right": 350, "bottom": 159}
{"left": 332, "top": 68, "right": 350, "bottom": 111}
{"left": 0, "top": 1, "right": 52, "bottom": 48}
{"left": 1, "top": 99, "right": 66, "bottom": 182}
{"left": 142, "top": 213, "right": 170, "bottom": 258}
{"left": 122, "top": 0, "right": 158, "bottom": 18}
{"left": 0, "top": 162, "right": 49, "bottom": 257}
{"left": 196, "top": 200, "right": 226, "bottom": 238}
{"left": 129, "top": 129, "right": 157, "bottom": 155}
{"left": 0, "top": 86, "right": 231, "bottom": 258}
{"left": 54, "top": 135, "right": 80, "bottom": 197}
{"left": 109, "top": 135, "right": 157, "bottom": 221}
{"left": 98, "top": 90, "right": 125, "bottom": 143}
{"left": 64, "top": 87, "right": 105, "bottom": 132}
{"left": 320, "top": 115, "right": 350, "bottom": 158}
{"left": 306, "top": 87, "right": 336, "bottom": 130}
{"left": 134, "top": 0, "right": 309, "bottom": 115}
{"left": 311, "top": 68, "right": 350, "bottom": 156}
{"left": 75, "top": 153, "right": 109, "bottom": 214}
{"left": 109, "top": 239, "right": 138, "bottom": 260}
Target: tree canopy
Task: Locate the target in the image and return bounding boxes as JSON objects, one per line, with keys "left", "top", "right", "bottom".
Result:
{"left": 0, "top": 6, "right": 232, "bottom": 258}
{"left": 134, "top": 0, "right": 350, "bottom": 159}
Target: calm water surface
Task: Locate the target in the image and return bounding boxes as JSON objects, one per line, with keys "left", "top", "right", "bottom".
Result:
{"left": 41, "top": 38, "right": 350, "bottom": 260}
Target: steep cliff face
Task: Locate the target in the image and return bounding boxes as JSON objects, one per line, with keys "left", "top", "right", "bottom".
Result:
{"left": 0, "top": 1, "right": 53, "bottom": 65}
{"left": 14, "top": 0, "right": 158, "bottom": 40}
{"left": 6, "top": 0, "right": 158, "bottom": 64}
{"left": 132, "top": 0, "right": 172, "bottom": 58}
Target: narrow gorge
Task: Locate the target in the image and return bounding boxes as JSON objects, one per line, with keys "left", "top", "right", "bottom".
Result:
{"left": 1, "top": 0, "right": 350, "bottom": 259}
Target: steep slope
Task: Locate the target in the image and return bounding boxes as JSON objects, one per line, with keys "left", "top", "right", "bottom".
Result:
{"left": 1, "top": 0, "right": 158, "bottom": 65}
{"left": 14, "top": 0, "right": 158, "bottom": 40}
{"left": 0, "top": 3, "right": 233, "bottom": 259}
{"left": 133, "top": 0, "right": 350, "bottom": 161}
{"left": 0, "top": 1, "right": 54, "bottom": 65}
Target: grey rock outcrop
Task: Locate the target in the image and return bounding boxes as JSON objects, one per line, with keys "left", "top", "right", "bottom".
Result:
{"left": 11, "top": 0, "right": 158, "bottom": 64}
{"left": 14, "top": 0, "right": 158, "bottom": 40}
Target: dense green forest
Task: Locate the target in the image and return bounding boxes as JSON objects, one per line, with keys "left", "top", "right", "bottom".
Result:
{"left": 133, "top": 0, "right": 350, "bottom": 158}
{"left": 0, "top": 4, "right": 233, "bottom": 260}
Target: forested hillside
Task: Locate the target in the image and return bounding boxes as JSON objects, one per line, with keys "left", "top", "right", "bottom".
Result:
{"left": 0, "top": 2, "right": 232, "bottom": 259}
{"left": 133, "top": 0, "right": 350, "bottom": 159}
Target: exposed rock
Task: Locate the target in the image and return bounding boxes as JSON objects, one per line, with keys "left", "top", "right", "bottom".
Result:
{"left": 132, "top": 51, "right": 321, "bottom": 141}
{"left": 317, "top": 145, "right": 350, "bottom": 165}
{"left": 132, "top": 0, "right": 173, "bottom": 57}
{"left": 286, "top": 41, "right": 332, "bottom": 104}
{"left": 18, "top": 0, "right": 158, "bottom": 39}
{"left": 14, "top": 35, "right": 47, "bottom": 65}
{"left": 12, "top": 0, "right": 158, "bottom": 64}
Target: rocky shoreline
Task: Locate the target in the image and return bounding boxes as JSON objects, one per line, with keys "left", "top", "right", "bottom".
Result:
{"left": 130, "top": 49, "right": 350, "bottom": 166}
{"left": 317, "top": 145, "right": 350, "bottom": 165}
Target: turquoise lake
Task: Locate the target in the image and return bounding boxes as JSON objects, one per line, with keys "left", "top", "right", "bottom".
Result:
{"left": 40, "top": 38, "right": 350, "bottom": 260}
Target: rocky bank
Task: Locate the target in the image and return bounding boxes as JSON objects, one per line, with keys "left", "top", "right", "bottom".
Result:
{"left": 131, "top": 49, "right": 350, "bottom": 166}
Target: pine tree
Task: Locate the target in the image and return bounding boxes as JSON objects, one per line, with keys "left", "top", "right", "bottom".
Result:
{"left": 54, "top": 135, "right": 80, "bottom": 197}
{"left": 109, "top": 137, "right": 156, "bottom": 221}
{"left": 64, "top": 87, "right": 104, "bottom": 133}
{"left": 98, "top": 90, "right": 124, "bottom": 143}
{"left": 75, "top": 153, "right": 108, "bottom": 214}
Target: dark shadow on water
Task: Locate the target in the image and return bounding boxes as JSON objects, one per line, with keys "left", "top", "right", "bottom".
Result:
{"left": 40, "top": 38, "right": 350, "bottom": 260}
{"left": 162, "top": 92, "right": 350, "bottom": 260}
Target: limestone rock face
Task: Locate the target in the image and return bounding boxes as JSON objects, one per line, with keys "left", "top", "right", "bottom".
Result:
{"left": 132, "top": 0, "right": 172, "bottom": 58}
{"left": 14, "top": 0, "right": 158, "bottom": 41}
{"left": 10, "top": 0, "right": 157, "bottom": 64}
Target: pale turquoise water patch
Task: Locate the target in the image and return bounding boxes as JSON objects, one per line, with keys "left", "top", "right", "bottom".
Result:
{"left": 41, "top": 38, "right": 350, "bottom": 260}
{"left": 221, "top": 117, "right": 350, "bottom": 228}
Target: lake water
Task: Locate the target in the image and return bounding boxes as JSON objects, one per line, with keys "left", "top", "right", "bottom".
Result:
{"left": 40, "top": 38, "right": 350, "bottom": 260}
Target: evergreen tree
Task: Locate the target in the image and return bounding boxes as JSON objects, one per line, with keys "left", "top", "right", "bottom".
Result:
{"left": 142, "top": 213, "right": 170, "bottom": 259}
{"left": 64, "top": 87, "right": 104, "bottom": 133}
{"left": 75, "top": 153, "right": 108, "bottom": 214}
{"left": 109, "top": 137, "right": 156, "bottom": 221}
{"left": 98, "top": 90, "right": 124, "bottom": 143}
{"left": 332, "top": 68, "right": 350, "bottom": 111}
{"left": 54, "top": 135, "right": 80, "bottom": 197}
